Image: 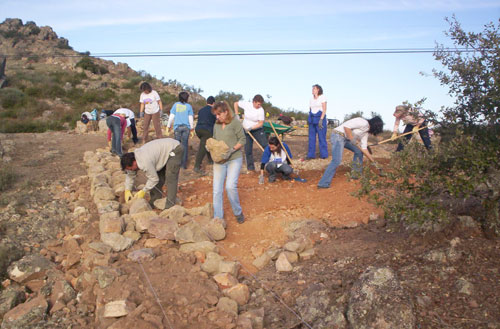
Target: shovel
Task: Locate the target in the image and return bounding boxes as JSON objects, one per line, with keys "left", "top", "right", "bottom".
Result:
{"left": 268, "top": 121, "right": 307, "bottom": 183}
{"left": 369, "top": 125, "right": 431, "bottom": 147}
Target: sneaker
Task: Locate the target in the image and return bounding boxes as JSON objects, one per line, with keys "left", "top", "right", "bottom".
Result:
{"left": 283, "top": 175, "right": 292, "bottom": 181}
{"left": 268, "top": 176, "right": 276, "bottom": 183}
{"left": 317, "top": 185, "right": 329, "bottom": 189}
{"left": 236, "top": 213, "right": 245, "bottom": 224}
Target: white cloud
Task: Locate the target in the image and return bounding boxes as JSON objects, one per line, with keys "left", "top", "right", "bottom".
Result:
{"left": 1, "top": 0, "right": 498, "bottom": 31}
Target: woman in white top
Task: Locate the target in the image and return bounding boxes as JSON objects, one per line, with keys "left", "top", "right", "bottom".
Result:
{"left": 317, "top": 116, "right": 384, "bottom": 188}
{"left": 307, "top": 84, "right": 328, "bottom": 159}
{"left": 139, "top": 82, "right": 163, "bottom": 144}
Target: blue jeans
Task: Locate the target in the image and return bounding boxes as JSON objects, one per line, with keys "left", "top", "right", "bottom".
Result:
{"left": 213, "top": 157, "right": 243, "bottom": 219}
{"left": 318, "top": 133, "right": 345, "bottom": 188}
{"left": 106, "top": 116, "right": 122, "bottom": 156}
{"left": 344, "top": 139, "right": 363, "bottom": 174}
{"left": 174, "top": 125, "right": 190, "bottom": 169}
{"left": 307, "top": 115, "right": 328, "bottom": 159}
{"left": 396, "top": 121, "right": 432, "bottom": 151}
{"left": 244, "top": 128, "right": 268, "bottom": 171}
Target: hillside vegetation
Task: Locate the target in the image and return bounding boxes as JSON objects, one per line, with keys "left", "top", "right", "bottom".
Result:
{"left": 0, "top": 18, "right": 307, "bottom": 133}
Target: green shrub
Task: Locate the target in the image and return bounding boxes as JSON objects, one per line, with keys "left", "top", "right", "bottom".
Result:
{"left": 0, "top": 119, "right": 65, "bottom": 133}
{"left": 0, "top": 166, "right": 17, "bottom": 192}
{"left": 75, "top": 57, "right": 109, "bottom": 75}
{"left": 0, "top": 88, "right": 25, "bottom": 108}
{"left": 122, "top": 76, "right": 142, "bottom": 90}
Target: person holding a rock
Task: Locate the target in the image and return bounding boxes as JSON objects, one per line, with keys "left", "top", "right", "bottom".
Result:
{"left": 166, "top": 91, "right": 195, "bottom": 169}
{"left": 391, "top": 105, "right": 432, "bottom": 151}
{"left": 121, "top": 138, "right": 183, "bottom": 209}
{"left": 233, "top": 94, "right": 267, "bottom": 172}
{"left": 260, "top": 136, "right": 293, "bottom": 183}
{"left": 317, "top": 116, "right": 384, "bottom": 188}
{"left": 139, "top": 82, "right": 163, "bottom": 144}
{"left": 212, "top": 101, "right": 246, "bottom": 225}
{"left": 193, "top": 96, "right": 216, "bottom": 174}
{"left": 307, "top": 84, "right": 328, "bottom": 159}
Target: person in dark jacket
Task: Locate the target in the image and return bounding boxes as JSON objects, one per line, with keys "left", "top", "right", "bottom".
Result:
{"left": 193, "top": 96, "right": 216, "bottom": 174}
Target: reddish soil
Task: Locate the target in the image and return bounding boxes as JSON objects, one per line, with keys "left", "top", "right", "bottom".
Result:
{"left": 2, "top": 130, "right": 499, "bottom": 328}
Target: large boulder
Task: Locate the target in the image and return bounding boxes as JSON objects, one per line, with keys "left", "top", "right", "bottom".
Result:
{"left": 129, "top": 199, "right": 152, "bottom": 214}
{"left": 206, "top": 138, "right": 230, "bottom": 163}
{"left": 7, "top": 254, "right": 55, "bottom": 284}
{"left": 1, "top": 295, "right": 48, "bottom": 329}
{"left": 296, "top": 283, "right": 347, "bottom": 329}
{"left": 148, "top": 218, "right": 178, "bottom": 240}
{"left": 347, "top": 267, "right": 416, "bottom": 329}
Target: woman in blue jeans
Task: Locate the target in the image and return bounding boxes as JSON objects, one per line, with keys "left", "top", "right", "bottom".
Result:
{"left": 318, "top": 116, "right": 384, "bottom": 188}
{"left": 211, "top": 101, "right": 246, "bottom": 225}
{"left": 167, "top": 92, "right": 194, "bottom": 169}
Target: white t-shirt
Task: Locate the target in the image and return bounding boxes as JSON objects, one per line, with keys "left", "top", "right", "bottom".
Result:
{"left": 309, "top": 94, "right": 327, "bottom": 114}
{"left": 269, "top": 149, "right": 287, "bottom": 168}
{"left": 335, "top": 117, "right": 370, "bottom": 149}
{"left": 139, "top": 90, "right": 161, "bottom": 114}
{"left": 238, "top": 101, "right": 265, "bottom": 131}
{"left": 114, "top": 108, "right": 135, "bottom": 127}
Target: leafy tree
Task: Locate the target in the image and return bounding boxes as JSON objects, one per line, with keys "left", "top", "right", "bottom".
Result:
{"left": 357, "top": 17, "right": 500, "bottom": 234}
{"left": 433, "top": 15, "right": 500, "bottom": 127}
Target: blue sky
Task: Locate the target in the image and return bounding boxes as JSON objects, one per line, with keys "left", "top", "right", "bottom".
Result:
{"left": 1, "top": 0, "right": 499, "bottom": 127}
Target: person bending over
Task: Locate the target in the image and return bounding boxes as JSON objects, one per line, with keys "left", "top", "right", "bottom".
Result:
{"left": 121, "top": 138, "right": 183, "bottom": 209}
{"left": 317, "top": 116, "right": 384, "bottom": 189}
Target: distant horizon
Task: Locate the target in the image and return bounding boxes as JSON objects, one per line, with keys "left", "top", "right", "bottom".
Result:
{"left": 1, "top": 1, "right": 499, "bottom": 128}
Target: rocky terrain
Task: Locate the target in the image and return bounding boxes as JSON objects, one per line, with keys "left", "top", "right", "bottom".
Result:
{"left": 0, "top": 124, "right": 499, "bottom": 329}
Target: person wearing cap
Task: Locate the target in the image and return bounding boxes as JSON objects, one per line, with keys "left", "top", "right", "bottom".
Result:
{"left": 391, "top": 105, "right": 432, "bottom": 151}
{"left": 193, "top": 96, "right": 216, "bottom": 174}
{"left": 233, "top": 94, "right": 268, "bottom": 172}
{"left": 317, "top": 116, "right": 384, "bottom": 188}
{"left": 113, "top": 108, "right": 138, "bottom": 144}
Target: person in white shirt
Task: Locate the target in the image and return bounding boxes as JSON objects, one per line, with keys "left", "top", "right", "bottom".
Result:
{"left": 139, "top": 82, "right": 163, "bottom": 144}
{"left": 113, "top": 108, "right": 138, "bottom": 144}
{"left": 307, "top": 84, "right": 328, "bottom": 159}
{"left": 317, "top": 116, "right": 384, "bottom": 188}
{"left": 233, "top": 94, "right": 268, "bottom": 171}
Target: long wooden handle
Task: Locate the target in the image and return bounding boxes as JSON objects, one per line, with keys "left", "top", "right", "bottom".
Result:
{"left": 269, "top": 121, "right": 293, "bottom": 165}
{"left": 370, "top": 125, "right": 430, "bottom": 147}
{"left": 247, "top": 130, "right": 265, "bottom": 152}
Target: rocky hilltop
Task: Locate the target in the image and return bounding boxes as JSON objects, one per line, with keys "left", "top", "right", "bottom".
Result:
{"left": 0, "top": 18, "right": 204, "bottom": 132}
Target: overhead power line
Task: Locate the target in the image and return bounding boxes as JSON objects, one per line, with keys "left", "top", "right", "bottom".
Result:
{"left": 0, "top": 47, "right": 487, "bottom": 59}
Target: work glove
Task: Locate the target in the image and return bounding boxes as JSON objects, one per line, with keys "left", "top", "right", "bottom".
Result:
{"left": 259, "top": 174, "right": 264, "bottom": 185}
{"left": 124, "top": 190, "right": 133, "bottom": 203}
{"left": 139, "top": 112, "right": 145, "bottom": 118}
{"left": 190, "top": 130, "right": 195, "bottom": 138}
{"left": 165, "top": 127, "right": 170, "bottom": 136}
{"left": 134, "top": 190, "right": 146, "bottom": 199}
{"left": 318, "top": 119, "right": 324, "bottom": 130}
{"left": 390, "top": 132, "right": 398, "bottom": 141}
{"left": 412, "top": 126, "right": 420, "bottom": 133}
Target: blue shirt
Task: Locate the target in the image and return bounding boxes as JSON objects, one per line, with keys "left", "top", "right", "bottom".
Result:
{"left": 170, "top": 102, "right": 194, "bottom": 130}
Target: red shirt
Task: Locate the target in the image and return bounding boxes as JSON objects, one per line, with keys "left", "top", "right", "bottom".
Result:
{"left": 107, "top": 114, "right": 127, "bottom": 141}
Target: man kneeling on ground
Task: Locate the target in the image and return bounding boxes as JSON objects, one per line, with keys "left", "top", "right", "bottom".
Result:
{"left": 260, "top": 136, "right": 293, "bottom": 183}
{"left": 121, "top": 138, "right": 183, "bottom": 209}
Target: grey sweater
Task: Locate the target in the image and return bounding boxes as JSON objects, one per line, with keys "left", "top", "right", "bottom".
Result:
{"left": 125, "top": 138, "right": 180, "bottom": 191}
{"left": 213, "top": 118, "right": 246, "bottom": 162}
